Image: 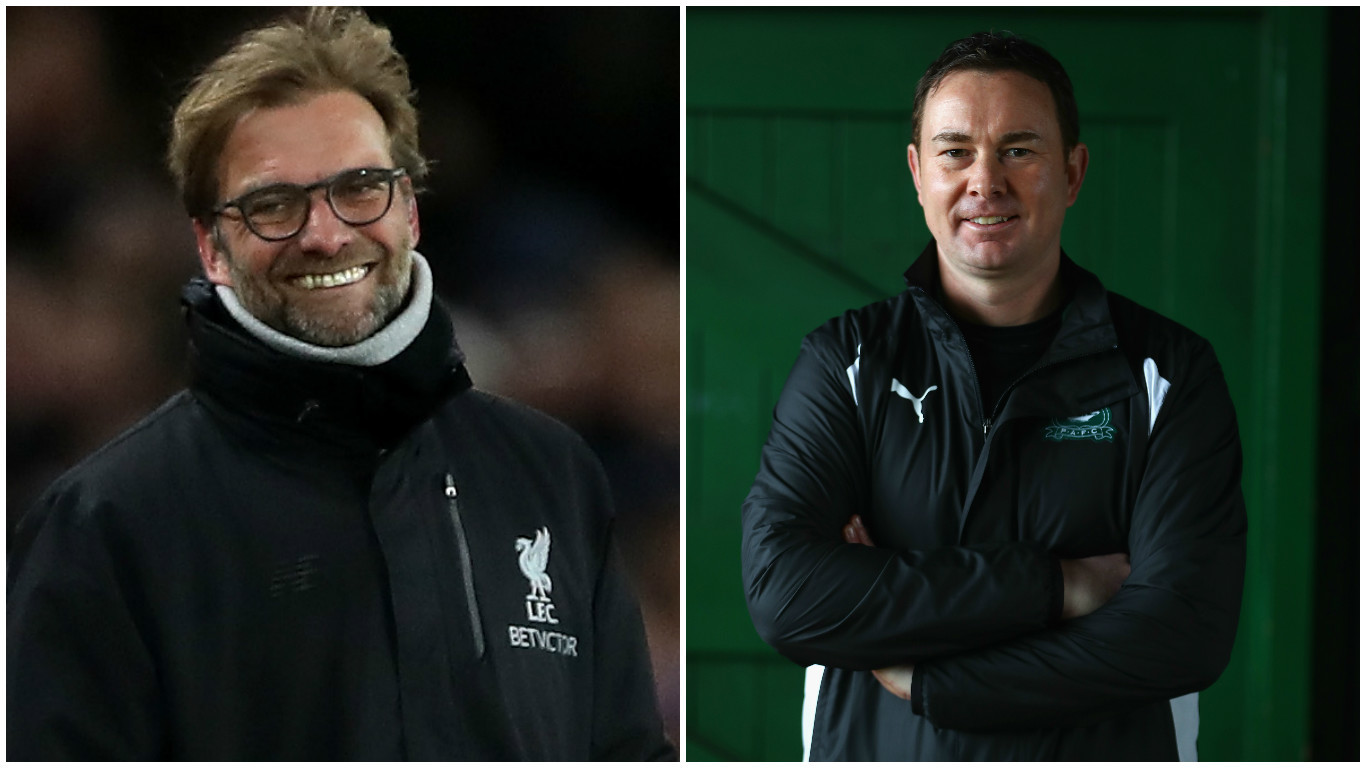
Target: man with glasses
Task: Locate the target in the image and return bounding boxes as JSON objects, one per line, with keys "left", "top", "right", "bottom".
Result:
{"left": 8, "top": 8, "right": 674, "bottom": 761}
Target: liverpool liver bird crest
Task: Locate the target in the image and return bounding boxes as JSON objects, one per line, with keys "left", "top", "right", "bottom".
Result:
{"left": 515, "top": 527, "right": 553, "bottom": 602}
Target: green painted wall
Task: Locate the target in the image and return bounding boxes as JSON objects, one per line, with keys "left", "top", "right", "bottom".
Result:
{"left": 686, "top": 7, "right": 1324, "bottom": 760}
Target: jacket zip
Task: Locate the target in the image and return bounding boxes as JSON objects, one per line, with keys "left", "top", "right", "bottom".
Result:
{"left": 919, "top": 288, "right": 1110, "bottom": 437}
{"left": 914, "top": 288, "right": 990, "bottom": 437}
{"left": 444, "top": 473, "right": 485, "bottom": 659}
{"left": 988, "top": 346, "right": 1111, "bottom": 428}
{"left": 943, "top": 319, "right": 1114, "bottom": 534}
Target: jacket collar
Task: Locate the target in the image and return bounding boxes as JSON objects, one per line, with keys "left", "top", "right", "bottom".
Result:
{"left": 903, "top": 239, "right": 1138, "bottom": 422}
{"left": 902, "top": 239, "right": 1119, "bottom": 363}
{"left": 215, "top": 251, "right": 436, "bottom": 367}
{"left": 182, "top": 276, "right": 472, "bottom": 451}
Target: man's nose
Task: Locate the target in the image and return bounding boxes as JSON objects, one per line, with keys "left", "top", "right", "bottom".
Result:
{"left": 967, "top": 156, "right": 1005, "bottom": 198}
{"left": 295, "top": 191, "right": 354, "bottom": 255}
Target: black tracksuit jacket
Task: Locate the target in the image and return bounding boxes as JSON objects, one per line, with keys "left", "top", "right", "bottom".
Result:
{"left": 8, "top": 279, "right": 675, "bottom": 761}
{"left": 742, "top": 243, "right": 1246, "bottom": 760}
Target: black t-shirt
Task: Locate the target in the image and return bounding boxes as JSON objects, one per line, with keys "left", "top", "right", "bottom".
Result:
{"left": 958, "top": 309, "right": 1062, "bottom": 417}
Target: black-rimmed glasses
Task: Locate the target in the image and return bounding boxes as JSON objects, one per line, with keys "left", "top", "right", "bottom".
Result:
{"left": 212, "top": 167, "right": 408, "bottom": 242}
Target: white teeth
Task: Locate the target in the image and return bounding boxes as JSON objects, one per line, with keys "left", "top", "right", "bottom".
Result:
{"left": 293, "top": 265, "right": 369, "bottom": 290}
{"left": 970, "top": 216, "right": 1012, "bottom": 225}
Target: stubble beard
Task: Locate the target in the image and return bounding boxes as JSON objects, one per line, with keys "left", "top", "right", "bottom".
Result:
{"left": 222, "top": 236, "right": 414, "bottom": 347}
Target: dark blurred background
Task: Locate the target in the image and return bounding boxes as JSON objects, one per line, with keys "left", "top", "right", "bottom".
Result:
{"left": 6, "top": 7, "right": 679, "bottom": 742}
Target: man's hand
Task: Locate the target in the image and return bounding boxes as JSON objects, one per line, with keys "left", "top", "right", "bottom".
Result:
{"left": 1058, "top": 552, "right": 1131, "bottom": 619}
{"left": 870, "top": 665, "right": 914, "bottom": 700}
{"left": 842, "top": 514, "right": 875, "bottom": 547}
{"left": 842, "top": 515, "right": 915, "bottom": 699}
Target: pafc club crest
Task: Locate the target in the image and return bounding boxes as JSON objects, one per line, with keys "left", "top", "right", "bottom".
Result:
{"left": 1044, "top": 408, "right": 1116, "bottom": 442}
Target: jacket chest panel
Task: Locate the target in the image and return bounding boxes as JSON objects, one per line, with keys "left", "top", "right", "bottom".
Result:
{"left": 139, "top": 453, "right": 401, "bottom": 749}
{"left": 967, "top": 399, "right": 1137, "bottom": 554}
{"left": 861, "top": 342, "right": 982, "bottom": 549}
{"left": 865, "top": 411, "right": 975, "bottom": 549}
{"left": 861, "top": 346, "right": 1139, "bottom": 555}
{"left": 172, "top": 456, "right": 383, "bottom": 630}
{"left": 435, "top": 466, "right": 595, "bottom": 748}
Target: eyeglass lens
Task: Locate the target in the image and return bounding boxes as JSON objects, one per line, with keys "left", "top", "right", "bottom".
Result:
{"left": 237, "top": 168, "right": 397, "bottom": 240}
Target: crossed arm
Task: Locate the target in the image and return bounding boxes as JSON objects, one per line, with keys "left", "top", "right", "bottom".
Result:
{"left": 841, "top": 514, "right": 1132, "bottom": 700}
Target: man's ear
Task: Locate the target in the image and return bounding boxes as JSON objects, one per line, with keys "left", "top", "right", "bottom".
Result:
{"left": 1064, "top": 142, "right": 1090, "bottom": 207}
{"left": 192, "top": 218, "right": 233, "bottom": 286}
{"left": 402, "top": 177, "right": 420, "bottom": 249}
{"left": 907, "top": 143, "right": 924, "bottom": 206}
{"left": 406, "top": 190, "right": 420, "bottom": 249}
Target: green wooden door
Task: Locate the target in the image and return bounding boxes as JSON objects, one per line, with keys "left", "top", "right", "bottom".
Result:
{"left": 686, "top": 7, "right": 1324, "bottom": 760}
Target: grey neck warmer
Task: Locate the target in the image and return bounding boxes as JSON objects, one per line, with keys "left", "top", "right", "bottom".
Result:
{"left": 216, "top": 250, "right": 433, "bottom": 367}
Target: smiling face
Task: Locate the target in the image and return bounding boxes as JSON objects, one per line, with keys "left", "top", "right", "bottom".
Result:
{"left": 193, "top": 89, "right": 420, "bottom": 347}
{"left": 908, "top": 69, "right": 1087, "bottom": 290}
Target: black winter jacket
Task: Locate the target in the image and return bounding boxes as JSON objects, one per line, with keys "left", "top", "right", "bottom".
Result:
{"left": 8, "top": 279, "right": 675, "bottom": 761}
{"left": 742, "top": 243, "right": 1246, "bottom": 760}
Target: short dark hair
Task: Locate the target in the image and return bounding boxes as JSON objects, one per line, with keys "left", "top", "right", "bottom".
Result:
{"left": 910, "top": 31, "right": 1079, "bottom": 154}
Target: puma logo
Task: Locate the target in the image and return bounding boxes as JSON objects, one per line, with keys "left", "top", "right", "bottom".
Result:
{"left": 891, "top": 379, "right": 938, "bottom": 424}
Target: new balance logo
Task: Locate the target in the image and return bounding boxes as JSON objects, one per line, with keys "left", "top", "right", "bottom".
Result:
{"left": 269, "top": 555, "right": 319, "bottom": 597}
{"left": 891, "top": 379, "right": 938, "bottom": 424}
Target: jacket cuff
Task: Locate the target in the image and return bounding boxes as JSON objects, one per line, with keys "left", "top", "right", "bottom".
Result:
{"left": 1048, "top": 555, "right": 1065, "bottom": 624}
{"left": 911, "top": 664, "right": 926, "bottom": 716}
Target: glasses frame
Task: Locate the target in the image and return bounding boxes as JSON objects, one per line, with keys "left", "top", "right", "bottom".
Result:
{"left": 211, "top": 166, "right": 408, "bottom": 242}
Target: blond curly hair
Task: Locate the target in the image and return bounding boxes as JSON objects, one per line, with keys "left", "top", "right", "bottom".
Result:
{"left": 168, "top": 7, "right": 427, "bottom": 222}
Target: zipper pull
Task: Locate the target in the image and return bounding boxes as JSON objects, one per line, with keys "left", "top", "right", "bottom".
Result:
{"left": 443, "top": 471, "right": 485, "bottom": 660}
{"left": 983, "top": 418, "right": 991, "bottom": 436}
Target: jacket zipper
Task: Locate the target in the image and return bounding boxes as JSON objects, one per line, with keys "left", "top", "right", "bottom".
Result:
{"left": 989, "top": 347, "right": 1108, "bottom": 428}
{"left": 918, "top": 287, "right": 1105, "bottom": 437}
{"left": 444, "top": 473, "right": 485, "bottom": 660}
{"left": 918, "top": 289, "right": 990, "bottom": 437}
{"left": 914, "top": 282, "right": 1124, "bottom": 536}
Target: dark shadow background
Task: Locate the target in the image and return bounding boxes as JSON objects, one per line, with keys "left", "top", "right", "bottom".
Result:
{"left": 1311, "top": 6, "right": 1359, "bottom": 761}
{"left": 6, "top": 6, "right": 679, "bottom": 744}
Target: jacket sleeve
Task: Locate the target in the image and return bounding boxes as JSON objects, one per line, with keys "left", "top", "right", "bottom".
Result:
{"left": 742, "top": 327, "right": 1064, "bottom": 670}
{"left": 7, "top": 489, "right": 163, "bottom": 759}
{"left": 583, "top": 456, "right": 677, "bottom": 760}
{"left": 910, "top": 341, "right": 1247, "bottom": 731}
{"left": 588, "top": 535, "right": 677, "bottom": 760}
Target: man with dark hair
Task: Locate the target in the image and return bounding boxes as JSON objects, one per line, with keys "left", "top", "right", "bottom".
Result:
{"left": 742, "top": 31, "right": 1245, "bottom": 760}
{"left": 8, "top": 8, "right": 675, "bottom": 760}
